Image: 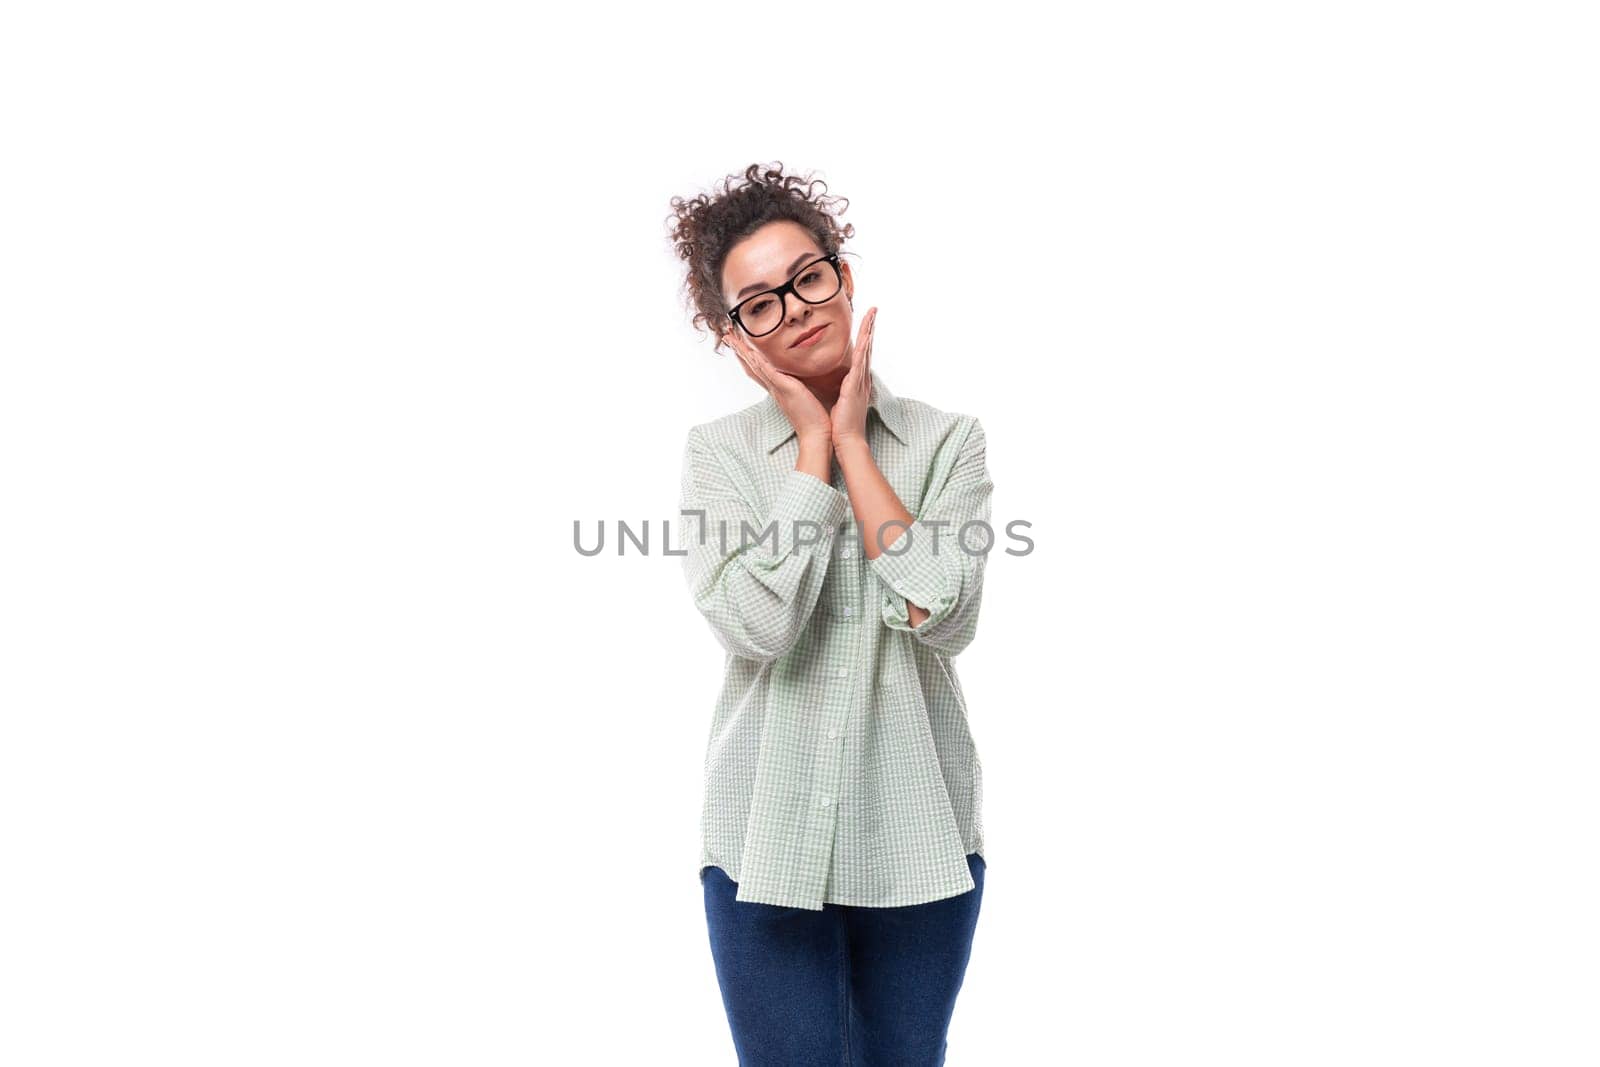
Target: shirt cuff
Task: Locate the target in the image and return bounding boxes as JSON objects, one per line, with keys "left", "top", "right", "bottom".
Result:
{"left": 868, "top": 517, "right": 961, "bottom": 630}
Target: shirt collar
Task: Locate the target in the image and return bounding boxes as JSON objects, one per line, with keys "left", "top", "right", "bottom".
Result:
{"left": 755, "top": 369, "right": 909, "bottom": 454}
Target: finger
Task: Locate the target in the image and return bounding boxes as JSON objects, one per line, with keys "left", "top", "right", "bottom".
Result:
{"left": 846, "top": 316, "right": 869, "bottom": 391}
{"left": 728, "top": 334, "right": 766, "bottom": 389}
{"left": 735, "top": 353, "right": 761, "bottom": 388}
{"left": 747, "top": 346, "right": 785, "bottom": 398}
{"left": 741, "top": 344, "right": 775, "bottom": 392}
{"left": 728, "top": 330, "right": 759, "bottom": 373}
{"left": 864, "top": 308, "right": 876, "bottom": 377}
{"left": 741, "top": 351, "right": 769, "bottom": 393}
{"left": 730, "top": 332, "right": 756, "bottom": 373}
{"left": 746, "top": 343, "right": 790, "bottom": 393}
{"left": 847, "top": 318, "right": 868, "bottom": 377}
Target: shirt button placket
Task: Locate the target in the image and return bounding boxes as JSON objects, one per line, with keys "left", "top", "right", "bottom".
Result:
{"left": 838, "top": 526, "right": 859, "bottom": 619}
{"left": 816, "top": 660, "right": 850, "bottom": 861}
{"left": 818, "top": 511, "right": 859, "bottom": 890}
{"left": 830, "top": 666, "right": 849, "bottom": 746}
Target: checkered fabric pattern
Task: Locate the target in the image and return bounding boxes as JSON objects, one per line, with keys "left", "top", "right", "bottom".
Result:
{"left": 678, "top": 369, "right": 992, "bottom": 910}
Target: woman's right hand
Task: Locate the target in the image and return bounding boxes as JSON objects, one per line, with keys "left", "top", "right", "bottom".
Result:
{"left": 722, "top": 328, "right": 833, "bottom": 444}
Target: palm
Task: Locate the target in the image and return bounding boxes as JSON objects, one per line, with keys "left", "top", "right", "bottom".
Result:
{"left": 724, "top": 329, "right": 831, "bottom": 440}
{"left": 831, "top": 307, "right": 877, "bottom": 444}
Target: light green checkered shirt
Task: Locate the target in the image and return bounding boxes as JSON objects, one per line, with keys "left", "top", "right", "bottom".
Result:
{"left": 678, "top": 369, "right": 991, "bottom": 911}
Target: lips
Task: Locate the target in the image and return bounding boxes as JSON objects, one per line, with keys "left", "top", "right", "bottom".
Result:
{"left": 791, "top": 323, "right": 829, "bottom": 348}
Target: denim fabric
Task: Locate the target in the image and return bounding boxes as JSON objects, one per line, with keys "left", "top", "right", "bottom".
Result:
{"left": 701, "top": 851, "right": 985, "bottom": 1065}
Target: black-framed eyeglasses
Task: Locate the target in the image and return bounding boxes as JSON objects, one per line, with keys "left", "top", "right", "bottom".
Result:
{"left": 726, "top": 253, "right": 843, "bottom": 338}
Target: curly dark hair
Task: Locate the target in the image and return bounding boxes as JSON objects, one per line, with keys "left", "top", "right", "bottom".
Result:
{"left": 666, "top": 161, "right": 856, "bottom": 356}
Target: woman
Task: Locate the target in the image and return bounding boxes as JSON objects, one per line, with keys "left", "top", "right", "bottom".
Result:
{"left": 668, "top": 163, "right": 996, "bottom": 1065}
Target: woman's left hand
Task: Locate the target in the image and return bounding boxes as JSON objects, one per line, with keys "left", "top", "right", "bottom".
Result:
{"left": 830, "top": 306, "right": 877, "bottom": 449}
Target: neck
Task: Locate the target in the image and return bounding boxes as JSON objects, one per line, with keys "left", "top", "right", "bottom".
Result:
{"left": 802, "top": 365, "right": 850, "bottom": 412}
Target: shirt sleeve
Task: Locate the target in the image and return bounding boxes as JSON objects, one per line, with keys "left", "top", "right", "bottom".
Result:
{"left": 869, "top": 416, "right": 993, "bottom": 657}
{"left": 678, "top": 425, "right": 850, "bottom": 663}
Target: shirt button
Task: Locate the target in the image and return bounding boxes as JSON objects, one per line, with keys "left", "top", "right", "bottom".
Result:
{"left": 842, "top": 606, "right": 853, "bottom": 617}
{"left": 827, "top": 728, "right": 839, "bottom": 739}
{"left": 818, "top": 796, "right": 832, "bottom": 807}
{"left": 836, "top": 668, "right": 848, "bottom": 678}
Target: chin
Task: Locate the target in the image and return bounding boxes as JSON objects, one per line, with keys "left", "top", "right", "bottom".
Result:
{"left": 773, "top": 338, "right": 844, "bottom": 378}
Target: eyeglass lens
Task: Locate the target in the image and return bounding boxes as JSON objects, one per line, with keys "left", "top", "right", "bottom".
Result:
{"left": 738, "top": 259, "right": 840, "bottom": 337}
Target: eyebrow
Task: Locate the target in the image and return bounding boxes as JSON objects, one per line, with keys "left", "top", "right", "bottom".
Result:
{"left": 733, "top": 252, "right": 821, "bottom": 302}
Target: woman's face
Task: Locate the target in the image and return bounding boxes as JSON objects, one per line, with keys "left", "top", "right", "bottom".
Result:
{"left": 719, "top": 219, "right": 855, "bottom": 379}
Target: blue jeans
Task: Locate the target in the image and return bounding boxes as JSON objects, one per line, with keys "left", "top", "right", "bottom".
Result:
{"left": 700, "top": 852, "right": 985, "bottom": 1066}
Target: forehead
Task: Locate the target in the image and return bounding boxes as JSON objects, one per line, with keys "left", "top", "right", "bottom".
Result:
{"left": 721, "top": 221, "right": 823, "bottom": 301}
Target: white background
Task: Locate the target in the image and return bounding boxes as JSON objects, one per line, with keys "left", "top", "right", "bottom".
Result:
{"left": 3, "top": 2, "right": 1597, "bottom": 1064}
